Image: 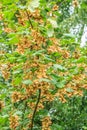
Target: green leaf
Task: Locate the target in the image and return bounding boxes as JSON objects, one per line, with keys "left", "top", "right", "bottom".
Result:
{"left": 15, "top": 111, "right": 22, "bottom": 116}
{"left": 44, "top": 55, "right": 55, "bottom": 62}
{"left": 13, "top": 69, "right": 23, "bottom": 75}
{"left": 48, "top": 18, "right": 58, "bottom": 28}
{"left": 76, "top": 56, "right": 86, "bottom": 63}
{"left": 51, "top": 124, "right": 63, "bottom": 130}
{"left": 39, "top": 78, "right": 50, "bottom": 83}
{"left": 37, "top": 109, "right": 48, "bottom": 118}
{"left": 66, "top": 88, "right": 74, "bottom": 92}
{"left": 28, "top": 0, "right": 40, "bottom": 12}
{"left": 53, "top": 64, "right": 67, "bottom": 71}
{"left": 63, "top": 33, "right": 75, "bottom": 38}
{"left": 0, "top": 115, "right": 8, "bottom": 125}
{"left": 56, "top": 80, "right": 65, "bottom": 88}
{"left": 22, "top": 79, "right": 33, "bottom": 85}
{"left": 82, "top": 126, "right": 87, "bottom": 130}
{"left": 32, "top": 49, "right": 45, "bottom": 56}
{"left": 47, "top": 27, "right": 54, "bottom": 37}
{"left": 13, "top": 77, "right": 22, "bottom": 86}
{"left": 7, "top": 33, "right": 19, "bottom": 45}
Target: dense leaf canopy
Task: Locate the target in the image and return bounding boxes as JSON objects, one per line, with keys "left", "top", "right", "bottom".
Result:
{"left": 0, "top": 0, "right": 87, "bottom": 130}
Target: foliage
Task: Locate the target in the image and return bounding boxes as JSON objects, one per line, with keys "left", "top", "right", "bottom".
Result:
{"left": 50, "top": 92, "right": 87, "bottom": 130}
{"left": 0, "top": 0, "right": 87, "bottom": 130}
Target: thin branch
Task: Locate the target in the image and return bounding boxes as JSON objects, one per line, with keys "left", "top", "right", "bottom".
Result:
{"left": 25, "top": 10, "right": 33, "bottom": 28}
{"left": 20, "top": 0, "right": 33, "bottom": 28}
{"left": 30, "top": 89, "right": 41, "bottom": 130}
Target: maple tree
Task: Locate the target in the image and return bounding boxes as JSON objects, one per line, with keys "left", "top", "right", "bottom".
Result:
{"left": 0, "top": 0, "right": 87, "bottom": 130}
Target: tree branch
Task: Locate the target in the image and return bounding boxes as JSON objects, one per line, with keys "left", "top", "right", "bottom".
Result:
{"left": 30, "top": 89, "right": 41, "bottom": 130}
{"left": 25, "top": 10, "right": 33, "bottom": 28}
{"left": 20, "top": 0, "right": 33, "bottom": 28}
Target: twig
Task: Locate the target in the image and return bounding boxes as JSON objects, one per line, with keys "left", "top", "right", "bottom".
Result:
{"left": 20, "top": 0, "right": 33, "bottom": 28}
{"left": 30, "top": 89, "right": 41, "bottom": 130}
{"left": 25, "top": 10, "right": 33, "bottom": 28}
